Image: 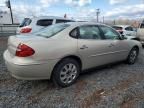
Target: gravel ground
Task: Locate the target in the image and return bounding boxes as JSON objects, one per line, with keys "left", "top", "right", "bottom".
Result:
{"left": 0, "top": 37, "right": 144, "bottom": 108}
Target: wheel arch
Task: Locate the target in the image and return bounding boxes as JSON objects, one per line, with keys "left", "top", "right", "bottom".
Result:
{"left": 132, "top": 45, "right": 139, "bottom": 53}
{"left": 50, "top": 55, "right": 82, "bottom": 79}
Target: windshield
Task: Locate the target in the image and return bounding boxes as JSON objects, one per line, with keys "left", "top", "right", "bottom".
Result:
{"left": 35, "top": 23, "right": 70, "bottom": 38}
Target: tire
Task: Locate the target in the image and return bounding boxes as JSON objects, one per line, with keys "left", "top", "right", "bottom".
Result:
{"left": 126, "top": 47, "right": 139, "bottom": 65}
{"left": 52, "top": 58, "right": 80, "bottom": 87}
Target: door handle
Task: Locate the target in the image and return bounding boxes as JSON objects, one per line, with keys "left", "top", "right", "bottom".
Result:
{"left": 108, "top": 43, "right": 115, "bottom": 47}
{"left": 80, "top": 45, "right": 88, "bottom": 49}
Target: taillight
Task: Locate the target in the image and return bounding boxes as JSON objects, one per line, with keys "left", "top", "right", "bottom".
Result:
{"left": 20, "top": 28, "right": 32, "bottom": 33}
{"left": 16, "top": 43, "right": 35, "bottom": 57}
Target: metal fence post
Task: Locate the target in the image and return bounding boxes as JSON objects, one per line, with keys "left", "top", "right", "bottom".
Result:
{"left": 0, "top": 26, "right": 3, "bottom": 36}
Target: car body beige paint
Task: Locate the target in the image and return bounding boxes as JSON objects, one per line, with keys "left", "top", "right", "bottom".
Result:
{"left": 137, "top": 28, "right": 144, "bottom": 45}
{"left": 3, "top": 22, "right": 142, "bottom": 80}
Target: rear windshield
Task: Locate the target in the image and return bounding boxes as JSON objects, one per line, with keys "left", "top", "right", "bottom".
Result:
{"left": 36, "top": 19, "right": 53, "bottom": 26}
{"left": 35, "top": 23, "right": 70, "bottom": 38}
{"left": 19, "top": 18, "right": 32, "bottom": 27}
{"left": 112, "top": 26, "right": 123, "bottom": 30}
{"left": 140, "top": 23, "right": 144, "bottom": 28}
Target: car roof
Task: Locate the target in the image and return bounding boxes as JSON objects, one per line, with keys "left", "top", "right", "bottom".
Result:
{"left": 113, "top": 25, "right": 132, "bottom": 28}
{"left": 32, "top": 16, "right": 74, "bottom": 21}
{"left": 66, "top": 22, "right": 107, "bottom": 26}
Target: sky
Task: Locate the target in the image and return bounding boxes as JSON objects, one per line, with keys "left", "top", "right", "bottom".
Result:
{"left": 0, "top": 0, "right": 144, "bottom": 22}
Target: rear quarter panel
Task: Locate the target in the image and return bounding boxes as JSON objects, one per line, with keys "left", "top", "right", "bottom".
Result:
{"left": 25, "top": 38, "right": 78, "bottom": 63}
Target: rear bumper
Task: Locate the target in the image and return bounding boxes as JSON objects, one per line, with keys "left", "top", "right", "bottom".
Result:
{"left": 3, "top": 50, "right": 58, "bottom": 80}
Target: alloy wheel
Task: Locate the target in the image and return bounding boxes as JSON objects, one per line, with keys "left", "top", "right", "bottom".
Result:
{"left": 60, "top": 63, "right": 77, "bottom": 84}
{"left": 129, "top": 48, "right": 138, "bottom": 64}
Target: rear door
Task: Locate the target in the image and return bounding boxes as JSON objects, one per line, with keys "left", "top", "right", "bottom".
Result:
{"left": 77, "top": 25, "right": 124, "bottom": 70}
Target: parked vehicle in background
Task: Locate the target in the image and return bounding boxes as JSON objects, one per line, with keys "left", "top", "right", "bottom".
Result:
{"left": 112, "top": 25, "right": 137, "bottom": 40}
{"left": 137, "top": 22, "right": 144, "bottom": 45}
{"left": 17, "top": 16, "right": 75, "bottom": 34}
{"left": 4, "top": 22, "right": 142, "bottom": 87}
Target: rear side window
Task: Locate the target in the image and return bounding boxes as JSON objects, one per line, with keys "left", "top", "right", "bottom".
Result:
{"left": 112, "top": 26, "right": 123, "bottom": 30}
{"left": 140, "top": 23, "right": 144, "bottom": 28}
{"left": 79, "top": 25, "right": 102, "bottom": 39}
{"left": 56, "top": 19, "right": 74, "bottom": 23}
{"left": 19, "top": 18, "right": 32, "bottom": 27}
{"left": 37, "top": 19, "right": 53, "bottom": 26}
{"left": 70, "top": 28, "right": 78, "bottom": 38}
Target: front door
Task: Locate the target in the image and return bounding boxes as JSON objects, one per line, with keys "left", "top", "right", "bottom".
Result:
{"left": 99, "top": 25, "right": 130, "bottom": 62}
{"left": 77, "top": 25, "right": 121, "bottom": 70}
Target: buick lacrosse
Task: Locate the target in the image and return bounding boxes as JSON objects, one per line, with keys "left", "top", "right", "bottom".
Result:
{"left": 4, "top": 22, "right": 142, "bottom": 87}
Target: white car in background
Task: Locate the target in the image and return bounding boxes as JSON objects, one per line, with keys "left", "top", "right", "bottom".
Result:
{"left": 112, "top": 25, "right": 137, "bottom": 40}
{"left": 17, "top": 16, "right": 74, "bottom": 34}
{"left": 137, "top": 23, "right": 144, "bottom": 45}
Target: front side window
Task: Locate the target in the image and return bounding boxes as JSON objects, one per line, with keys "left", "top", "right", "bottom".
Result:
{"left": 125, "top": 27, "right": 133, "bottom": 31}
{"left": 100, "top": 26, "right": 120, "bottom": 40}
{"left": 35, "top": 23, "right": 70, "bottom": 38}
{"left": 36, "top": 19, "right": 53, "bottom": 26}
{"left": 79, "top": 25, "right": 102, "bottom": 39}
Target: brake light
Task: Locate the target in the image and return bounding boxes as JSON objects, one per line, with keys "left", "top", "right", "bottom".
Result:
{"left": 20, "top": 28, "right": 32, "bottom": 33}
{"left": 16, "top": 43, "right": 35, "bottom": 57}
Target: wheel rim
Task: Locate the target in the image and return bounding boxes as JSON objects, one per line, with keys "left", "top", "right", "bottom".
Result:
{"left": 129, "top": 49, "right": 137, "bottom": 63}
{"left": 60, "top": 63, "right": 77, "bottom": 84}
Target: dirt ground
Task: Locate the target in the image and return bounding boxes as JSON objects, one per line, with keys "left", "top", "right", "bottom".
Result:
{"left": 0, "top": 37, "right": 144, "bottom": 108}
